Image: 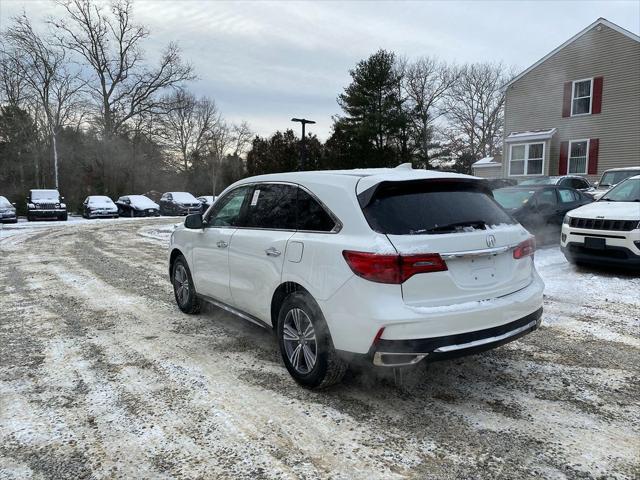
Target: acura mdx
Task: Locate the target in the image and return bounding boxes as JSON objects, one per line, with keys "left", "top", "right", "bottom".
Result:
{"left": 169, "top": 166, "right": 544, "bottom": 388}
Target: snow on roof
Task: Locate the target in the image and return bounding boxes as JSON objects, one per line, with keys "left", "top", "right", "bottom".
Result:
{"left": 505, "top": 128, "right": 557, "bottom": 143}
{"left": 472, "top": 156, "right": 502, "bottom": 168}
{"left": 503, "top": 18, "right": 640, "bottom": 90}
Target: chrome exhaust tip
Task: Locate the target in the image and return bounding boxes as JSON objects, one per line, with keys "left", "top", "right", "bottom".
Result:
{"left": 373, "top": 352, "right": 428, "bottom": 367}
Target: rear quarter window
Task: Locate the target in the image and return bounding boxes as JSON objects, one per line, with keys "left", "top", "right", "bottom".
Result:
{"left": 361, "top": 180, "right": 515, "bottom": 235}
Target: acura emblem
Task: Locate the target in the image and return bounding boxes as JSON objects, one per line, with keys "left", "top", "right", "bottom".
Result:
{"left": 486, "top": 234, "right": 496, "bottom": 247}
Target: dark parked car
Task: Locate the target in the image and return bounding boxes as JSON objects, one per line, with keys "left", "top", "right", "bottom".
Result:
{"left": 493, "top": 185, "right": 592, "bottom": 244}
{"left": 82, "top": 195, "right": 119, "bottom": 219}
{"left": 27, "top": 189, "right": 67, "bottom": 221}
{"left": 0, "top": 196, "right": 17, "bottom": 223}
{"left": 116, "top": 195, "right": 160, "bottom": 217}
{"left": 159, "top": 192, "right": 202, "bottom": 216}
{"left": 196, "top": 195, "right": 216, "bottom": 212}
{"left": 520, "top": 175, "right": 596, "bottom": 196}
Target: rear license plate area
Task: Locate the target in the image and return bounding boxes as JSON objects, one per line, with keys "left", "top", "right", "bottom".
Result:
{"left": 585, "top": 237, "right": 606, "bottom": 250}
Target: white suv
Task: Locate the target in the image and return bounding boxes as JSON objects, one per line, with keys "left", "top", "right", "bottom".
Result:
{"left": 562, "top": 175, "right": 640, "bottom": 268}
{"left": 169, "top": 166, "right": 544, "bottom": 388}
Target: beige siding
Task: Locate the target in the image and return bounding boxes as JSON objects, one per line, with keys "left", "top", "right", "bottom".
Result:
{"left": 503, "top": 24, "right": 640, "bottom": 182}
{"left": 472, "top": 166, "right": 503, "bottom": 178}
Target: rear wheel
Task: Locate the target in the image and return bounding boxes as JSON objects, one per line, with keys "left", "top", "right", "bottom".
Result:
{"left": 172, "top": 256, "right": 200, "bottom": 314}
{"left": 277, "top": 291, "right": 346, "bottom": 389}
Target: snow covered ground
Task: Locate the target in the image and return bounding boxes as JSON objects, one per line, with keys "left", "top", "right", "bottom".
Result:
{"left": 1, "top": 219, "right": 638, "bottom": 479}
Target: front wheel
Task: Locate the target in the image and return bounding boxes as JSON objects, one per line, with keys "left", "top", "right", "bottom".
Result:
{"left": 277, "top": 292, "right": 346, "bottom": 389}
{"left": 172, "top": 256, "right": 200, "bottom": 314}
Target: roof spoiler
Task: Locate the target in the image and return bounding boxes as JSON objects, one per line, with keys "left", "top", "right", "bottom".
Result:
{"left": 357, "top": 177, "right": 489, "bottom": 209}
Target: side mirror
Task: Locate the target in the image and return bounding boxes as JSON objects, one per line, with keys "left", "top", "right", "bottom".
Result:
{"left": 184, "top": 213, "right": 204, "bottom": 229}
{"left": 12, "top": 202, "right": 16, "bottom": 207}
{"left": 61, "top": 196, "right": 65, "bottom": 201}
{"left": 593, "top": 182, "right": 599, "bottom": 187}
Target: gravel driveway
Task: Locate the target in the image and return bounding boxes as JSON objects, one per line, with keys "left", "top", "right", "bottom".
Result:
{"left": 1, "top": 218, "right": 638, "bottom": 479}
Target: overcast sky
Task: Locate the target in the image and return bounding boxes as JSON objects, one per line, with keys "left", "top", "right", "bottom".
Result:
{"left": 1, "top": 0, "right": 638, "bottom": 139}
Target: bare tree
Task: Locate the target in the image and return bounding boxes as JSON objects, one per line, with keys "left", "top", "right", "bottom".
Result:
{"left": 206, "top": 121, "right": 253, "bottom": 194}
{"left": 157, "top": 90, "right": 220, "bottom": 172}
{"left": 404, "top": 57, "right": 459, "bottom": 168}
{"left": 52, "top": 0, "right": 194, "bottom": 136}
{"left": 4, "top": 14, "right": 84, "bottom": 189}
{"left": 445, "top": 62, "right": 509, "bottom": 166}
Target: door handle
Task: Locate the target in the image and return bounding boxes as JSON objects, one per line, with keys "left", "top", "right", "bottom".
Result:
{"left": 265, "top": 247, "right": 281, "bottom": 257}
{"left": 216, "top": 240, "right": 228, "bottom": 248}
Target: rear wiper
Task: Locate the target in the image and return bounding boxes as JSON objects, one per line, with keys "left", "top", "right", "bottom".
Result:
{"left": 424, "top": 220, "right": 487, "bottom": 234}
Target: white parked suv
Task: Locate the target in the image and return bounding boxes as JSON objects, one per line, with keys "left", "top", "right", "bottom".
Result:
{"left": 562, "top": 175, "right": 640, "bottom": 268}
{"left": 169, "top": 166, "right": 544, "bottom": 388}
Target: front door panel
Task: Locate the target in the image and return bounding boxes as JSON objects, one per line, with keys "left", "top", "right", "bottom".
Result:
{"left": 191, "top": 227, "right": 236, "bottom": 302}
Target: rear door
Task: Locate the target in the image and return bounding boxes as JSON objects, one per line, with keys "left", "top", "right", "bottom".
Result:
{"left": 358, "top": 179, "right": 533, "bottom": 308}
{"left": 228, "top": 183, "right": 297, "bottom": 322}
{"left": 191, "top": 186, "right": 252, "bottom": 302}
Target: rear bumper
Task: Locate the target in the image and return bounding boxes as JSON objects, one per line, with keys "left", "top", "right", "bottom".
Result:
{"left": 323, "top": 272, "right": 545, "bottom": 355}
{"left": 371, "top": 308, "right": 542, "bottom": 366}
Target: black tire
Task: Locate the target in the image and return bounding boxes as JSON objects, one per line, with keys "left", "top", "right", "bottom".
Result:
{"left": 27, "top": 214, "right": 33, "bottom": 222}
{"left": 59, "top": 212, "right": 68, "bottom": 221}
{"left": 172, "top": 255, "right": 200, "bottom": 314}
{"left": 277, "top": 291, "right": 347, "bottom": 389}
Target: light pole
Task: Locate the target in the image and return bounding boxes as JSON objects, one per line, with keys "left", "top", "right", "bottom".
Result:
{"left": 291, "top": 118, "right": 315, "bottom": 170}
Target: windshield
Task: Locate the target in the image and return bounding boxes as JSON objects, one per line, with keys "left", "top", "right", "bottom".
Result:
{"left": 600, "top": 178, "right": 640, "bottom": 202}
{"left": 520, "top": 178, "right": 553, "bottom": 185}
{"left": 493, "top": 189, "right": 536, "bottom": 210}
{"left": 31, "top": 190, "right": 60, "bottom": 201}
{"left": 361, "top": 180, "right": 515, "bottom": 235}
{"left": 600, "top": 170, "right": 640, "bottom": 187}
{"left": 170, "top": 192, "right": 198, "bottom": 203}
{"left": 0, "top": 196, "right": 12, "bottom": 208}
{"left": 129, "top": 195, "right": 158, "bottom": 209}
{"left": 88, "top": 196, "right": 115, "bottom": 206}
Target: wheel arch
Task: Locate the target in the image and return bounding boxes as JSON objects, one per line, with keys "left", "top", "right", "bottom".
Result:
{"left": 169, "top": 247, "right": 185, "bottom": 280}
{"left": 270, "top": 281, "right": 311, "bottom": 329}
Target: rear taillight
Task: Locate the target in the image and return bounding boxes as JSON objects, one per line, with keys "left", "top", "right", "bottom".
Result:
{"left": 342, "top": 251, "right": 447, "bottom": 284}
{"left": 513, "top": 237, "right": 536, "bottom": 259}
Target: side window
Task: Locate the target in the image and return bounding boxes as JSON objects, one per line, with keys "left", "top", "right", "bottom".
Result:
{"left": 206, "top": 186, "right": 251, "bottom": 227}
{"left": 558, "top": 178, "right": 570, "bottom": 187}
{"left": 297, "top": 188, "right": 336, "bottom": 232}
{"left": 558, "top": 189, "right": 575, "bottom": 203}
{"left": 576, "top": 179, "right": 589, "bottom": 190}
{"left": 537, "top": 189, "right": 557, "bottom": 207}
{"left": 244, "top": 184, "right": 297, "bottom": 230}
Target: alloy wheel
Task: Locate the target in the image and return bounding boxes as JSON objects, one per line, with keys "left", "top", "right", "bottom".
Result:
{"left": 174, "top": 264, "right": 190, "bottom": 306}
{"left": 282, "top": 308, "right": 317, "bottom": 374}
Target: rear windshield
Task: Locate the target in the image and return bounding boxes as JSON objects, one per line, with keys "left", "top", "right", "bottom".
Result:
{"left": 361, "top": 180, "right": 515, "bottom": 235}
{"left": 0, "top": 196, "right": 11, "bottom": 208}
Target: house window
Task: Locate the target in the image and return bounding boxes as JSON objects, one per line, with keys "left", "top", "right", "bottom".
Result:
{"left": 568, "top": 139, "right": 589, "bottom": 174}
{"left": 571, "top": 79, "right": 592, "bottom": 115}
{"left": 509, "top": 142, "right": 544, "bottom": 176}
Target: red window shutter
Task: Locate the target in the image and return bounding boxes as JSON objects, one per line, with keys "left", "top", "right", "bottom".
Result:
{"left": 559, "top": 142, "right": 569, "bottom": 174}
{"left": 592, "top": 77, "right": 603, "bottom": 114}
{"left": 562, "top": 82, "right": 572, "bottom": 117}
{"left": 588, "top": 139, "right": 599, "bottom": 175}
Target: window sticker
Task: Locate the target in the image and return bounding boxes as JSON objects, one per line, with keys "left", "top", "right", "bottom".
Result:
{"left": 251, "top": 189, "right": 261, "bottom": 206}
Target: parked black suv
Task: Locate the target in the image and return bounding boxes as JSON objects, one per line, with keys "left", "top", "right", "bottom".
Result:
{"left": 27, "top": 189, "right": 68, "bottom": 221}
{"left": 159, "top": 192, "right": 202, "bottom": 216}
